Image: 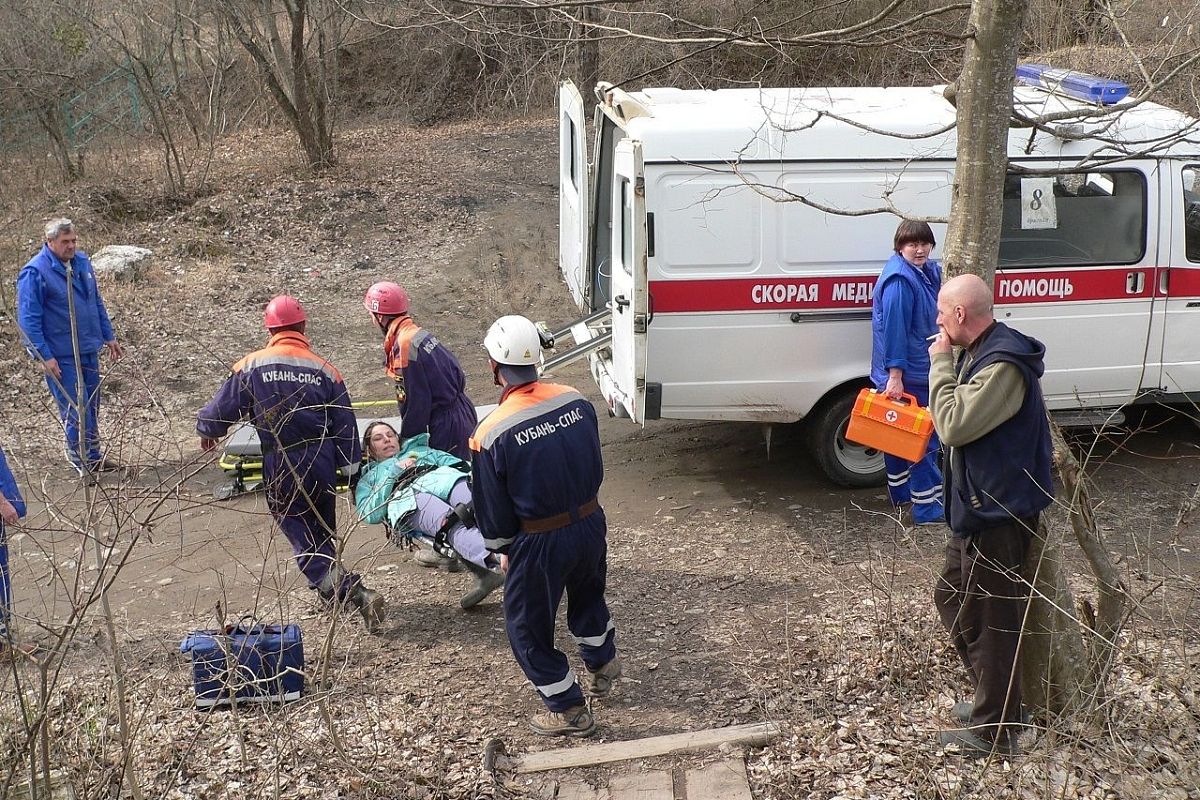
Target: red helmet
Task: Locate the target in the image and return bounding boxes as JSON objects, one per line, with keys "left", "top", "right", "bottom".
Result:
{"left": 363, "top": 281, "right": 410, "bottom": 315}
{"left": 263, "top": 295, "right": 307, "bottom": 329}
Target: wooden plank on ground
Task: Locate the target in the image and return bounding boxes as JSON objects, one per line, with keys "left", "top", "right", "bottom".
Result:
{"left": 514, "top": 721, "right": 781, "bottom": 773}
{"left": 607, "top": 770, "right": 673, "bottom": 800}
{"left": 685, "top": 757, "right": 752, "bottom": 800}
{"left": 558, "top": 779, "right": 608, "bottom": 800}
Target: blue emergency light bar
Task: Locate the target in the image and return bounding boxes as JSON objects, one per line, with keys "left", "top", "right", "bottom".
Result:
{"left": 1015, "top": 64, "right": 1130, "bottom": 105}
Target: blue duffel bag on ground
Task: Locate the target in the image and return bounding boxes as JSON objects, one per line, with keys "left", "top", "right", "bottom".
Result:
{"left": 180, "top": 619, "right": 304, "bottom": 709}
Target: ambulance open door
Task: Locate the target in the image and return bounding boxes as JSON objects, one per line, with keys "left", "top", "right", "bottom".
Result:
{"left": 608, "top": 138, "right": 649, "bottom": 422}
{"left": 559, "top": 81, "right": 591, "bottom": 313}
{"left": 1153, "top": 162, "right": 1200, "bottom": 396}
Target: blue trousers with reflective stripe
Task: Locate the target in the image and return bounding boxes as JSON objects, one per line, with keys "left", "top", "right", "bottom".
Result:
{"left": 882, "top": 384, "right": 943, "bottom": 524}
{"left": 46, "top": 355, "right": 102, "bottom": 467}
{"left": 504, "top": 512, "right": 616, "bottom": 712}
{"left": 884, "top": 438, "right": 944, "bottom": 523}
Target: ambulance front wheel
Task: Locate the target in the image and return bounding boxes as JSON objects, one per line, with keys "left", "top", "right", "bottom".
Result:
{"left": 806, "top": 390, "right": 886, "bottom": 488}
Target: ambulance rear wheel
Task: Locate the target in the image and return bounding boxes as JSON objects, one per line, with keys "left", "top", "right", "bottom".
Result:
{"left": 806, "top": 390, "right": 886, "bottom": 488}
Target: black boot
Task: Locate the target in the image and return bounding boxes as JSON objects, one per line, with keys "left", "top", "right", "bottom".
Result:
{"left": 459, "top": 560, "right": 505, "bottom": 609}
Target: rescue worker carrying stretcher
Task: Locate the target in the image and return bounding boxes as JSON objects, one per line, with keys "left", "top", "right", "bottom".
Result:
{"left": 471, "top": 315, "right": 621, "bottom": 737}
{"left": 364, "top": 281, "right": 478, "bottom": 571}
{"left": 354, "top": 421, "right": 505, "bottom": 609}
{"left": 362, "top": 281, "right": 476, "bottom": 458}
{"left": 197, "top": 296, "right": 386, "bottom": 632}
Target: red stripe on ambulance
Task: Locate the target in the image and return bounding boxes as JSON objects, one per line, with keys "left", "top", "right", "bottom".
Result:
{"left": 648, "top": 267, "right": 1175, "bottom": 313}
{"left": 1163, "top": 264, "right": 1200, "bottom": 295}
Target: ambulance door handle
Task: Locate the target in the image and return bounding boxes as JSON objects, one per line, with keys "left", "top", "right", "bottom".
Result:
{"left": 1158, "top": 269, "right": 1169, "bottom": 295}
{"left": 613, "top": 295, "right": 630, "bottom": 312}
{"left": 1125, "top": 271, "right": 1145, "bottom": 294}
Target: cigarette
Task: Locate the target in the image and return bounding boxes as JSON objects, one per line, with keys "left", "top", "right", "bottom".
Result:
{"left": 926, "top": 333, "right": 941, "bottom": 341}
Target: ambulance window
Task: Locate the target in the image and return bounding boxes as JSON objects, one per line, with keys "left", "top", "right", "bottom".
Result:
{"left": 566, "top": 118, "right": 578, "bottom": 190}
{"left": 999, "top": 169, "right": 1146, "bottom": 267}
{"left": 620, "top": 178, "right": 633, "bottom": 275}
{"left": 1184, "top": 166, "right": 1200, "bottom": 263}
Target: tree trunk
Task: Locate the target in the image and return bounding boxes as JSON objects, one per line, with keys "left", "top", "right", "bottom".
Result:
{"left": 943, "top": 1, "right": 1128, "bottom": 723}
{"left": 287, "top": 0, "right": 333, "bottom": 168}
{"left": 1020, "top": 505, "right": 1087, "bottom": 716}
{"left": 1049, "top": 423, "right": 1127, "bottom": 707}
{"left": 579, "top": 5, "right": 599, "bottom": 100}
{"left": 217, "top": 0, "right": 335, "bottom": 168}
{"left": 37, "top": 102, "right": 83, "bottom": 181}
{"left": 941, "top": 0, "right": 1028, "bottom": 280}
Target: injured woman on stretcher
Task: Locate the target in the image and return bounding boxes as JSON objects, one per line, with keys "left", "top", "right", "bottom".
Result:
{"left": 354, "top": 421, "right": 505, "bottom": 609}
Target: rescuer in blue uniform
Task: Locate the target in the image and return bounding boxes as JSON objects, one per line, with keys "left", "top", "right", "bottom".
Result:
{"left": 870, "top": 219, "right": 945, "bottom": 525}
{"left": 471, "top": 315, "right": 621, "bottom": 737}
{"left": 364, "top": 280, "right": 478, "bottom": 570}
{"left": 363, "top": 281, "right": 477, "bottom": 459}
{"left": 197, "top": 295, "right": 385, "bottom": 632}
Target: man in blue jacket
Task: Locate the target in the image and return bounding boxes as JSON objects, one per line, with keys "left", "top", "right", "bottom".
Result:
{"left": 17, "top": 219, "right": 124, "bottom": 477}
{"left": 471, "top": 315, "right": 621, "bottom": 737}
{"left": 1, "top": 446, "right": 28, "bottom": 661}
{"left": 197, "top": 296, "right": 385, "bottom": 632}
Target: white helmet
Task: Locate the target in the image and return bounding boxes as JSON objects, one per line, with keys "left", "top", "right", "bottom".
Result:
{"left": 484, "top": 315, "right": 544, "bottom": 366}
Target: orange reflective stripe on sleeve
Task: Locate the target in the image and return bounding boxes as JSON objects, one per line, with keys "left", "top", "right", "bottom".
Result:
{"left": 470, "top": 383, "right": 578, "bottom": 451}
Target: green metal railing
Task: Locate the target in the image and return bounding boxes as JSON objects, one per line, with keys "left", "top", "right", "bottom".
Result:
{"left": 0, "top": 60, "right": 165, "bottom": 152}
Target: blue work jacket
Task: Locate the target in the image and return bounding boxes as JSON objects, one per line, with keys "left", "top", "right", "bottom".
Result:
{"left": 470, "top": 382, "right": 604, "bottom": 554}
{"left": 870, "top": 253, "right": 942, "bottom": 392}
{"left": 17, "top": 245, "right": 115, "bottom": 360}
{"left": 0, "top": 447, "right": 27, "bottom": 519}
{"left": 197, "top": 331, "right": 361, "bottom": 485}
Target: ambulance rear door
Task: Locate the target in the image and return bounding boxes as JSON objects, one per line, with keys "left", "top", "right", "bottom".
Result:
{"left": 607, "top": 138, "right": 649, "bottom": 421}
{"left": 1152, "top": 162, "right": 1200, "bottom": 397}
{"left": 559, "top": 81, "right": 591, "bottom": 312}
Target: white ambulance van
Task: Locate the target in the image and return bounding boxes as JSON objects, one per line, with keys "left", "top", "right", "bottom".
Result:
{"left": 555, "top": 73, "right": 1200, "bottom": 487}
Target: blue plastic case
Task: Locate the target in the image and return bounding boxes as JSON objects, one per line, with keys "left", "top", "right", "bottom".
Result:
{"left": 180, "top": 622, "right": 304, "bottom": 708}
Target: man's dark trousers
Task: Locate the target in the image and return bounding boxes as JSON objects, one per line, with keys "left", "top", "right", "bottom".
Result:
{"left": 933, "top": 515, "right": 1036, "bottom": 740}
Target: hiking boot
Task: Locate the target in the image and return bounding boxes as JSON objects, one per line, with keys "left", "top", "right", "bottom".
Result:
{"left": 352, "top": 587, "right": 386, "bottom": 633}
{"left": 951, "top": 701, "right": 1031, "bottom": 726}
{"left": 91, "top": 457, "right": 123, "bottom": 473}
{"left": 586, "top": 656, "right": 623, "bottom": 698}
{"left": 459, "top": 561, "right": 505, "bottom": 609}
{"left": 529, "top": 705, "right": 596, "bottom": 737}
{"left": 938, "top": 727, "right": 1019, "bottom": 759}
{"left": 414, "top": 547, "right": 462, "bottom": 572}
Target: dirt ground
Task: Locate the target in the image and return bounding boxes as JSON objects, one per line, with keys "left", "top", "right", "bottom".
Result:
{"left": 1, "top": 119, "right": 1199, "bottom": 799}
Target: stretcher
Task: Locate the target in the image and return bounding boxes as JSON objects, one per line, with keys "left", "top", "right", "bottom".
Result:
{"left": 214, "top": 400, "right": 497, "bottom": 500}
{"left": 214, "top": 400, "right": 395, "bottom": 500}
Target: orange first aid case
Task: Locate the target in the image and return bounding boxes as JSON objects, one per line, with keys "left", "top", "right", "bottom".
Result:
{"left": 845, "top": 388, "right": 935, "bottom": 462}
